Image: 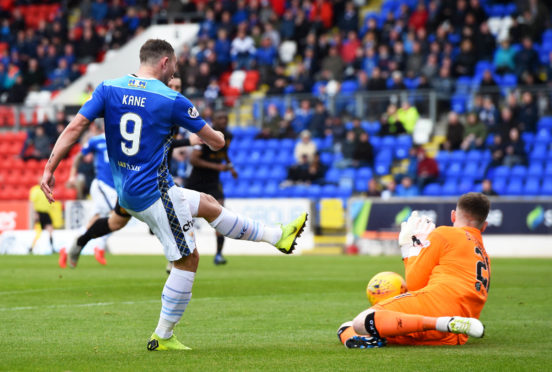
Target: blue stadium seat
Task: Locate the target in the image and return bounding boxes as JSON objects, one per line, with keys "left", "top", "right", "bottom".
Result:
{"left": 404, "top": 77, "right": 420, "bottom": 90}
{"left": 498, "top": 74, "right": 518, "bottom": 89}
{"left": 355, "top": 179, "right": 368, "bottom": 192}
{"left": 256, "top": 166, "right": 270, "bottom": 180}
{"left": 395, "top": 146, "right": 410, "bottom": 159}
{"left": 492, "top": 166, "right": 510, "bottom": 179}
{"left": 251, "top": 139, "right": 267, "bottom": 151}
{"left": 542, "top": 179, "right": 552, "bottom": 195}
{"left": 530, "top": 144, "right": 548, "bottom": 161}
{"left": 263, "top": 181, "right": 279, "bottom": 197}
{"left": 528, "top": 163, "right": 544, "bottom": 177}
{"left": 451, "top": 94, "right": 468, "bottom": 113}
{"left": 380, "top": 136, "right": 396, "bottom": 148}
{"left": 542, "top": 30, "right": 552, "bottom": 43}
{"left": 441, "top": 181, "right": 459, "bottom": 196}
{"left": 545, "top": 163, "right": 552, "bottom": 177}
{"left": 423, "top": 183, "right": 441, "bottom": 196}
{"left": 449, "top": 150, "right": 467, "bottom": 163}
{"left": 466, "top": 150, "right": 483, "bottom": 162}
{"left": 357, "top": 167, "right": 373, "bottom": 179}
{"left": 375, "top": 149, "right": 393, "bottom": 163}
{"left": 370, "top": 136, "right": 382, "bottom": 149}
{"left": 446, "top": 161, "right": 463, "bottom": 177}
{"left": 340, "top": 168, "right": 356, "bottom": 180}
{"left": 504, "top": 178, "right": 524, "bottom": 196}
{"left": 280, "top": 138, "right": 295, "bottom": 151}
{"left": 364, "top": 122, "right": 381, "bottom": 136}
{"left": 325, "top": 168, "right": 340, "bottom": 184}
{"left": 374, "top": 161, "right": 390, "bottom": 176}
{"left": 462, "top": 162, "right": 482, "bottom": 181}
{"left": 510, "top": 165, "right": 527, "bottom": 178}
{"left": 535, "top": 128, "right": 552, "bottom": 144}
{"left": 492, "top": 178, "right": 507, "bottom": 194}
{"left": 435, "top": 151, "right": 450, "bottom": 168}
{"left": 455, "top": 76, "right": 473, "bottom": 94}
{"left": 524, "top": 177, "right": 541, "bottom": 196}
{"left": 320, "top": 152, "right": 334, "bottom": 166}
{"left": 265, "top": 138, "right": 280, "bottom": 150}
{"left": 308, "top": 184, "right": 322, "bottom": 199}
{"left": 538, "top": 117, "right": 552, "bottom": 131}
{"left": 248, "top": 182, "right": 265, "bottom": 198}
{"left": 336, "top": 184, "right": 353, "bottom": 198}
{"left": 475, "top": 61, "right": 495, "bottom": 75}
{"left": 269, "top": 166, "right": 287, "bottom": 181}
{"left": 458, "top": 179, "right": 475, "bottom": 194}
{"left": 321, "top": 184, "right": 338, "bottom": 198}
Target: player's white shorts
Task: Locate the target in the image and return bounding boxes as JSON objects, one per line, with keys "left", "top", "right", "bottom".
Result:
{"left": 126, "top": 186, "right": 201, "bottom": 262}
{"left": 90, "top": 179, "right": 118, "bottom": 217}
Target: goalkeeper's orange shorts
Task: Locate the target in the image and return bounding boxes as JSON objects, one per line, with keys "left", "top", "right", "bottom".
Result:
{"left": 372, "top": 287, "right": 482, "bottom": 346}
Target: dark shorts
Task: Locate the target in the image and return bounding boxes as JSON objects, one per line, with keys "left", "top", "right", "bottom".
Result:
{"left": 37, "top": 212, "right": 52, "bottom": 228}
{"left": 186, "top": 182, "right": 224, "bottom": 201}
{"left": 114, "top": 199, "right": 132, "bottom": 218}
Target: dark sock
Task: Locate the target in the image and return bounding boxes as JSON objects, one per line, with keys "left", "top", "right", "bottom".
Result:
{"left": 49, "top": 234, "right": 54, "bottom": 249}
{"left": 77, "top": 218, "right": 111, "bottom": 248}
{"left": 216, "top": 235, "right": 225, "bottom": 255}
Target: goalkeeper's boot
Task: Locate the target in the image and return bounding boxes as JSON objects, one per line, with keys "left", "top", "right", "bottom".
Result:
{"left": 275, "top": 212, "right": 308, "bottom": 254}
{"left": 345, "top": 335, "right": 387, "bottom": 349}
{"left": 94, "top": 247, "right": 107, "bottom": 265}
{"left": 68, "top": 237, "right": 83, "bottom": 268}
{"left": 447, "top": 317, "right": 485, "bottom": 338}
{"left": 58, "top": 247, "right": 67, "bottom": 269}
{"left": 147, "top": 333, "right": 191, "bottom": 351}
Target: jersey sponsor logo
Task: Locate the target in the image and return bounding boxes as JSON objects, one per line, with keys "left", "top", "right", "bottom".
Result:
{"left": 188, "top": 106, "right": 199, "bottom": 118}
{"left": 128, "top": 79, "right": 147, "bottom": 89}
{"left": 117, "top": 160, "right": 141, "bottom": 171}
{"left": 182, "top": 219, "right": 194, "bottom": 232}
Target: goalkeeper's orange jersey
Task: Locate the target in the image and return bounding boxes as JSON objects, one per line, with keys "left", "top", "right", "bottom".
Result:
{"left": 403, "top": 225, "right": 491, "bottom": 319}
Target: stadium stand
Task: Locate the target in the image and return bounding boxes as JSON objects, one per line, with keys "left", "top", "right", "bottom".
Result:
{"left": 0, "top": 0, "right": 551, "bottom": 200}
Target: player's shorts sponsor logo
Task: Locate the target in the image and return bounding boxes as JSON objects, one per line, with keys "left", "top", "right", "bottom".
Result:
{"left": 182, "top": 220, "right": 194, "bottom": 232}
{"left": 188, "top": 106, "right": 199, "bottom": 118}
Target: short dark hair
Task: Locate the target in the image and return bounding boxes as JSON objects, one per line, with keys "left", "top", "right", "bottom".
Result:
{"left": 457, "top": 192, "right": 490, "bottom": 228}
{"left": 139, "top": 39, "right": 174, "bottom": 65}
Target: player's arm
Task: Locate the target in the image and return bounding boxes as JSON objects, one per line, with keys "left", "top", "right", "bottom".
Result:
{"left": 189, "top": 147, "right": 228, "bottom": 171}
{"left": 403, "top": 228, "right": 445, "bottom": 291}
{"left": 195, "top": 124, "right": 225, "bottom": 151}
{"left": 41, "top": 113, "right": 91, "bottom": 202}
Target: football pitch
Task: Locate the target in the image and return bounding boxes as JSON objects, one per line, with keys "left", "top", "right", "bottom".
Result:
{"left": 0, "top": 255, "right": 550, "bottom": 371}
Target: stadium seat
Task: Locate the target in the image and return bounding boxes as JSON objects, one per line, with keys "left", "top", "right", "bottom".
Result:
{"left": 541, "top": 179, "right": 552, "bottom": 195}
{"left": 510, "top": 165, "right": 527, "bottom": 178}
{"left": 355, "top": 179, "right": 368, "bottom": 192}
{"left": 356, "top": 167, "right": 373, "bottom": 180}
{"left": 530, "top": 144, "right": 548, "bottom": 161}
{"left": 504, "top": 178, "right": 524, "bottom": 196}
{"left": 321, "top": 184, "right": 338, "bottom": 198}
{"left": 492, "top": 166, "right": 510, "bottom": 179}
{"left": 451, "top": 94, "right": 468, "bottom": 114}
{"left": 449, "top": 150, "right": 467, "bottom": 163}
{"left": 446, "top": 161, "right": 463, "bottom": 178}
{"left": 325, "top": 168, "right": 340, "bottom": 184}
{"left": 340, "top": 80, "right": 358, "bottom": 94}
{"left": 466, "top": 150, "right": 483, "bottom": 162}
{"left": 374, "top": 161, "right": 390, "bottom": 176}
{"left": 441, "top": 181, "right": 459, "bottom": 196}
{"left": 524, "top": 178, "right": 541, "bottom": 196}
{"left": 423, "top": 183, "right": 441, "bottom": 196}
{"left": 492, "top": 178, "right": 507, "bottom": 194}
{"left": 528, "top": 163, "right": 544, "bottom": 177}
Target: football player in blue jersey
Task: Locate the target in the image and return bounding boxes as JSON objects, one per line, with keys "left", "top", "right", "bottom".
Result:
{"left": 60, "top": 120, "right": 115, "bottom": 267}
{"left": 41, "top": 39, "right": 307, "bottom": 351}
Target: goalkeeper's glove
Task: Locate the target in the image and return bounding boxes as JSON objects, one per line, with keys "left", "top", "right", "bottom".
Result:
{"left": 398, "top": 211, "right": 435, "bottom": 258}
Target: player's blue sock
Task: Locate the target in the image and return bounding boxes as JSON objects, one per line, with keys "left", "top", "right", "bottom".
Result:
{"left": 155, "top": 268, "right": 195, "bottom": 339}
{"left": 209, "top": 207, "right": 281, "bottom": 245}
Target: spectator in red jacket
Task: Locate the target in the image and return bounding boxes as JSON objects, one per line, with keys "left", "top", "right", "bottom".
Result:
{"left": 416, "top": 148, "right": 439, "bottom": 189}
{"left": 309, "top": 0, "right": 333, "bottom": 29}
{"left": 409, "top": 3, "right": 428, "bottom": 31}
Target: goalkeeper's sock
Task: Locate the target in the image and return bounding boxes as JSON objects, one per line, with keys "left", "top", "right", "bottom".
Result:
{"left": 209, "top": 207, "right": 281, "bottom": 245}
{"left": 155, "top": 268, "right": 195, "bottom": 339}
{"left": 371, "top": 310, "right": 439, "bottom": 337}
{"left": 77, "top": 217, "right": 112, "bottom": 248}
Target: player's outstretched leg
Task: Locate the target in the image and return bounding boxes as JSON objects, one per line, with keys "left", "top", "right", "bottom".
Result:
{"left": 208, "top": 207, "right": 308, "bottom": 255}
{"left": 147, "top": 333, "right": 191, "bottom": 351}
{"left": 351, "top": 309, "right": 485, "bottom": 342}
{"left": 68, "top": 217, "right": 112, "bottom": 268}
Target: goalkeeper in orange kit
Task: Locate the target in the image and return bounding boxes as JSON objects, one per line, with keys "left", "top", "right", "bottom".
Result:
{"left": 338, "top": 192, "right": 491, "bottom": 348}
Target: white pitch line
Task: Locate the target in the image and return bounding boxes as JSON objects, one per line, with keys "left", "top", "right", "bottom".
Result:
{"left": 0, "top": 299, "right": 159, "bottom": 312}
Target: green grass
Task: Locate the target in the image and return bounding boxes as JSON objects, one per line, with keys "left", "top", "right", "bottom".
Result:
{"left": 0, "top": 255, "right": 551, "bottom": 371}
